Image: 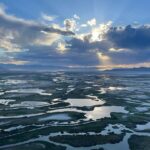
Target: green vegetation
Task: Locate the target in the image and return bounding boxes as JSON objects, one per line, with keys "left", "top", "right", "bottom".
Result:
{"left": 2, "top": 141, "right": 66, "bottom": 150}
{"left": 128, "top": 135, "right": 150, "bottom": 150}
{"left": 49, "top": 133, "right": 125, "bottom": 147}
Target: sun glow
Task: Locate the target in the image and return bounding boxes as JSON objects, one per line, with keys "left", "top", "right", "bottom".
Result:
{"left": 96, "top": 62, "right": 150, "bottom": 70}
{"left": 57, "top": 42, "right": 68, "bottom": 53}
{"left": 97, "top": 52, "right": 111, "bottom": 65}
{"left": 91, "top": 21, "right": 112, "bottom": 42}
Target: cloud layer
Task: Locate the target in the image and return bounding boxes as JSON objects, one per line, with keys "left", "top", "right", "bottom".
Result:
{"left": 0, "top": 4, "right": 150, "bottom": 70}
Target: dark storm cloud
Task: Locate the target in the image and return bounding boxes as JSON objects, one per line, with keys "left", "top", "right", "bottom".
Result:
{"left": 17, "top": 24, "right": 150, "bottom": 67}
{"left": 105, "top": 25, "right": 150, "bottom": 64}
{"left": 67, "top": 25, "right": 150, "bottom": 52}
{"left": 15, "top": 44, "right": 100, "bottom": 67}
{"left": 65, "top": 24, "right": 150, "bottom": 65}
{"left": 106, "top": 25, "right": 150, "bottom": 50}
{"left": 43, "top": 27, "right": 74, "bottom": 35}
{"left": 66, "top": 37, "right": 111, "bottom": 53}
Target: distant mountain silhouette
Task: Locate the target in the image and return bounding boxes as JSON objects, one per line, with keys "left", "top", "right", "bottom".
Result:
{"left": 0, "top": 64, "right": 150, "bottom": 72}
{"left": 106, "top": 67, "right": 150, "bottom": 72}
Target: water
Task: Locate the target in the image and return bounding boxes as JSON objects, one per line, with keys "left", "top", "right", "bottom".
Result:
{"left": 39, "top": 113, "right": 72, "bottom": 122}
{"left": 65, "top": 98, "right": 105, "bottom": 107}
{"left": 0, "top": 71, "right": 150, "bottom": 150}
{"left": 85, "top": 106, "right": 128, "bottom": 120}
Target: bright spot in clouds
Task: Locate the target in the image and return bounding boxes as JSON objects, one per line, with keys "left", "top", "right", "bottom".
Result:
{"left": 97, "top": 52, "right": 111, "bottom": 65}
{"left": 57, "top": 42, "right": 68, "bottom": 53}
{"left": 87, "top": 18, "right": 96, "bottom": 26}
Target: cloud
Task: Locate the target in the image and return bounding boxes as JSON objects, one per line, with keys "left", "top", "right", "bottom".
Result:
{"left": 43, "top": 27, "right": 74, "bottom": 35}
{"left": 0, "top": 5, "right": 75, "bottom": 65}
{"left": 106, "top": 25, "right": 150, "bottom": 50}
{"left": 0, "top": 6, "right": 74, "bottom": 53}
{"left": 81, "top": 24, "right": 88, "bottom": 28}
{"left": 66, "top": 23, "right": 150, "bottom": 67}
{"left": 75, "top": 21, "right": 112, "bottom": 42}
{"left": 87, "top": 18, "right": 96, "bottom": 26}
{"left": 33, "top": 32, "right": 61, "bottom": 46}
{"left": 73, "top": 14, "right": 80, "bottom": 20}
{"left": 97, "top": 52, "right": 111, "bottom": 65}
{"left": 0, "top": 59, "right": 28, "bottom": 65}
{"left": 0, "top": 4, "right": 150, "bottom": 69}
{"left": 96, "top": 62, "right": 150, "bottom": 71}
{"left": 64, "top": 18, "right": 76, "bottom": 31}
{"left": 109, "top": 48, "right": 129, "bottom": 52}
{"left": 57, "top": 42, "right": 68, "bottom": 53}
{"left": 41, "top": 13, "right": 57, "bottom": 22}
{"left": 91, "top": 21, "right": 112, "bottom": 41}
{"left": 0, "top": 48, "right": 28, "bottom": 65}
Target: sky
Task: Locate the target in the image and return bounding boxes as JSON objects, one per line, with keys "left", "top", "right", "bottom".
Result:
{"left": 0, "top": 0, "right": 150, "bottom": 70}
